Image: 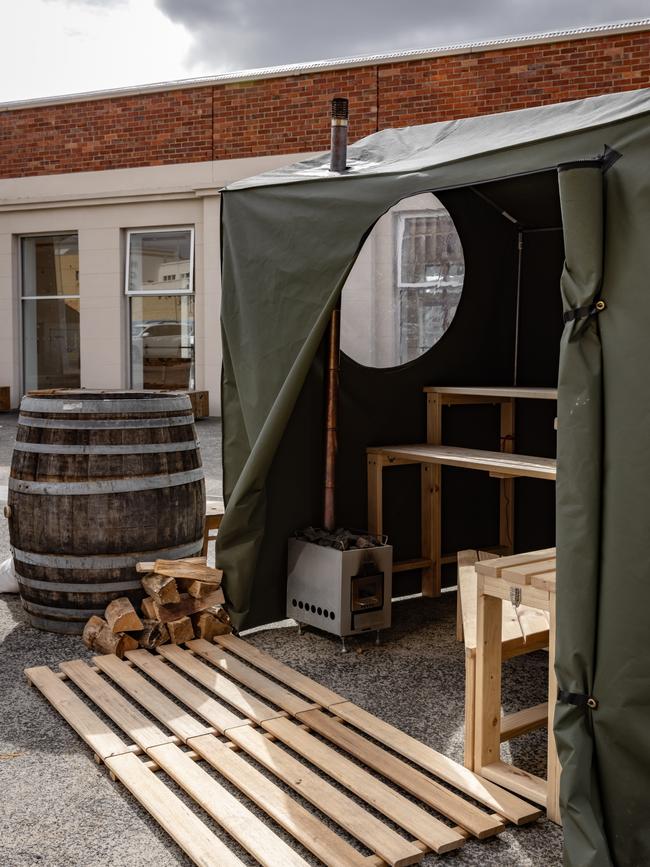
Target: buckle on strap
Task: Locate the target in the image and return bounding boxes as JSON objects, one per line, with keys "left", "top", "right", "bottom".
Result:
{"left": 563, "top": 299, "right": 607, "bottom": 324}
{"left": 558, "top": 689, "right": 598, "bottom": 710}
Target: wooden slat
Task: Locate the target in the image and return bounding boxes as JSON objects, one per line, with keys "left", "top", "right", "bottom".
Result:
{"left": 500, "top": 703, "right": 548, "bottom": 742}
{"left": 25, "top": 665, "right": 132, "bottom": 760}
{"left": 479, "top": 761, "right": 547, "bottom": 807}
{"left": 263, "top": 716, "right": 464, "bottom": 854}
{"left": 125, "top": 649, "right": 248, "bottom": 733}
{"left": 366, "top": 445, "right": 556, "bottom": 481}
{"left": 94, "top": 654, "right": 215, "bottom": 742}
{"left": 158, "top": 645, "right": 286, "bottom": 724}
{"left": 105, "top": 751, "right": 245, "bottom": 867}
{"left": 147, "top": 743, "right": 310, "bottom": 867}
{"left": 475, "top": 549, "right": 556, "bottom": 578}
{"left": 392, "top": 558, "right": 433, "bottom": 574}
{"left": 187, "top": 640, "right": 317, "bottom": 716}
{"left": 215, "top": 633, "right": 345, "bottom": 708}
{"left": 530, "top": 572, "right": 557, "bottom": 592}
{"left": 59, "top": 660, "right": 176, "bottom": 751}
{"left": 501, "top": 559, "right": 556, "bottom": 586}
{"left": 330, "top": 702, "right": 540, "bottom": 825}
{"left": 296, "top": 709, "right": 503, "bottom": 840}
{"left": 422, "top": 386, "right": 557, "bottom": 401}
{"left": 227, "top": 724, "right": 423, "bottom": 867}
{"left": 189, "top": 734, "right": 370, "bottom": 867}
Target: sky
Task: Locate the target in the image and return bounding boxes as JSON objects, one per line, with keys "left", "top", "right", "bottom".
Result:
{"left": 2, "top": 0, "right": 649, "bottom": 103}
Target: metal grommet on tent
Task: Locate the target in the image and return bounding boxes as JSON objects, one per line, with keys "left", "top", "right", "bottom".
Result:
{"left": 595, "top": 299, "right": 607, "bottom": 312}
{"left": 587, "top": 696, "right": 599, "bottom": 709}
{"left": 563, "top": 299, "right": 607, "bottom": 323}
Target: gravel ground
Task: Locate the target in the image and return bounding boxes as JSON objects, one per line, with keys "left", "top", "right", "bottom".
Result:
{"left": 0, "top": 411, "right": 563, "bottom": 867}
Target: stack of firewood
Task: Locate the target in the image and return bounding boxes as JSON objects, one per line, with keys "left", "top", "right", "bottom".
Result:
{"left": 82, "top": 556, "right": 231, "bottom": 657}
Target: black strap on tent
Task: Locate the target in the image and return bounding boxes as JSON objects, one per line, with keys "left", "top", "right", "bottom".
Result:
{"left": 558, "top": 689, "right": 599, "bottom": 710}
{"left": 563, "top": 299, "right": 607, "bottom": 323}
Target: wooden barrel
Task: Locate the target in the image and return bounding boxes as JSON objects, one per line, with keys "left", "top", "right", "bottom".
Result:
{"left": 7, "top": 390, "right": 205, "bottom": 634}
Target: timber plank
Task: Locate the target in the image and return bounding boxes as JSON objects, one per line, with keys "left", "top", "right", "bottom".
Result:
{"left": 475, "top": 549, "right": 556, "bottom": 578}
{"left": 262, "top": 716, "right": 465, "bottom": 854}
{"left": 125, "top": 649, "right": 246, "bottom": 733}
{"left": 296, "top": 708, "right": 503, "bottom": 840}
{"left": 104, "top": 751, "right": 245, "bottom": 867}
{"left": 158, "top": 644, "right": 286, "bottom": 724}
{"left": 59, "top": 659, "right": 176, "bottom": 751}
{"left": 187, "top": 639, "right": 317, "bottom": 716}
{"left": 330, "top": 702, "right": 541, "bottom": 825}
{"left": 227, "top": 724, "right": 424, "bottom": 867}
{"left": 189, "top": 734, "right": 370, "bottom": 867}
{"left": 147, "top": 742, "right": 310, "bottom": 867}
{"left": 24, "top": 665, "right": 130, "bottom": 760}
{"left": 215, "top": 633, "right": 345, "bottom": 707}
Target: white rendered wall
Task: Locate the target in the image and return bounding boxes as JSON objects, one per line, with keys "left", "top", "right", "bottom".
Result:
{"left": 0, "top": 153, "right": 314, "bottom": 413}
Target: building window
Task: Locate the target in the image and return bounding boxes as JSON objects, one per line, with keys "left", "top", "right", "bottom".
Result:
{"left": 21, "top": 233, "right": 81, "bottom": 391}
{"left": 125, "top": 228, "right": 195, "bottom": 391}
{"left": 340, "top": 192, "right": 464, "bottom": 368}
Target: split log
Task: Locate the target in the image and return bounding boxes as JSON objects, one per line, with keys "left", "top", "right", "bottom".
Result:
{"left": 136, "top": 556, "right": 206, "bottom": 574}
{"left": 178, "top": 579, "right": 225, "bottom": 602}
{"left": 82, "top": 615, "right": 106, "bottom": 650}
{"left": 205, "top": 604, "right": 231, "bottom": 625}
{"left": 141, "top": 597, "right": 158, "bottom": 621}
{"left": 167, "top": 616, "right": 194, "bottom": 645}
{"left": 105, "top": 597, "right": 144, "bottom": 633}
{"left": 138, "top": 620, "right": 169, "bottom": 650}
{"left": 141, "top": 573, "right": 180, "bottom": 605}
{"left": 151, "top": 559, "right": 223, "bottom": 585}
{"left": 141, "top": 591, "right": 225, "bottom": 624}
{"left": 192, "top": 611, "right": 232, "bottom": 641}
{"left": 94, "top": 626, "right": 139, "bottom": 658}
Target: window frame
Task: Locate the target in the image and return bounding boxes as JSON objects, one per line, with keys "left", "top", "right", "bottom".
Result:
{"left": 124, "top": 226, "right": 196, "bottom": 390}
{"left": 124, "top": 226, "right": 195, "bottom": 297}
{"left": 395, "top": 209, "right": 463, "bottom": 290}
{"left": 19, "top": 231, "right": 81, "bottom": 395}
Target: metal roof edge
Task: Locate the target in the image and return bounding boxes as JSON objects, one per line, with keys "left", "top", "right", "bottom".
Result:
{"left": 1, "top": 17, "right": 650, "bottom": 112}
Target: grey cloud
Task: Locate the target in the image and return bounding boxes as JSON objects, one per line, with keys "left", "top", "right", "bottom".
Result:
{"left": 154, "top": 0, "right": 650, "bottom": 71}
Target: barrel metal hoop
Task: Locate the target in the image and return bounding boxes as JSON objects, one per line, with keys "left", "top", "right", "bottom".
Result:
{"left": 8, "top": 467, "right": 205, "bottom": 496}
{"left": 12, "top": 538, "right": 204, "bottom": 569}
{"left": 12, "top": 440, "right": 199, "bottom": 455}
{"left": 24, "top": 614, "right": 86, "bottom": 634}
{"left": 17, "top": 414, "right": 195, "bottom": 430}
{"left": 17, "top": 576, "right": 143, "bottom": 593}
{"left": 20, "top": 396, "right": 191, "bottom": 414}
{"left": 21, "top": 600, "right": 107, "bottom": 619}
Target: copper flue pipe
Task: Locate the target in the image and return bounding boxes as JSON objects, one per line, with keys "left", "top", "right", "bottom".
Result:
{"left": 323, "top": 302, "right": 341, "bottom": 531}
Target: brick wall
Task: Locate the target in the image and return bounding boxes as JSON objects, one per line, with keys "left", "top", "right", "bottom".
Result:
{"left": 1, "top": 29, "right": 649, "bottom": 177}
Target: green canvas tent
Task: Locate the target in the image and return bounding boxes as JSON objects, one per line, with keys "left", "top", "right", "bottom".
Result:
{"left": 217, "top": 87, "right": 650, "bottom": 865}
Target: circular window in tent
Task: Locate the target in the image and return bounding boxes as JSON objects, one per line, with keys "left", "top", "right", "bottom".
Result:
{"left": 340, "top": 192, "right": 465, "bottom": 369}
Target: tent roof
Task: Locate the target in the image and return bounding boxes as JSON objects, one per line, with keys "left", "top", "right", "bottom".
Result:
{"left": 225, "top": 87, "right": 650, "bottom": 191}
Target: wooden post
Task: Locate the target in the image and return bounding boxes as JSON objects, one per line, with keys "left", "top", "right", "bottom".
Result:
{"left": 425, "top": 393, "right": 443, "bottom": 597}
{"left": 499, "top": 399, "right": 515, "bottom": 553}
{"left": 367, "top": 454, "right": 384, "bottom": 537}
{"left": 323, "top": 304, "right": 341, "bottom": 532}
{"left": 474, "top": 573, "right": 503, "bottom": 771}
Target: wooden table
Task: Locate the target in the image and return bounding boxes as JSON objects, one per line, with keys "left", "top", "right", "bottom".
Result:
{"left": 367, "top": 386, "right": 557, "bottom": 596}
{"left": 473, "top": 549, "right": 560, "bottom": 823}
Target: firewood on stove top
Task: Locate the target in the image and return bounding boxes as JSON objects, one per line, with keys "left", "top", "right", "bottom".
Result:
{"left": 138, "top": 620, "right": 169, "bottom": 650}
{"left": 141, "top": 573, "right": 180, "bottom": 605}
{"left": 136, "top": 556, "right": 206, "bottom": 574}
{"left": 167, "top": 616, "right": 194, "bottom": 645}
{"left": 139, "top": 591, "right": 224, "bottom": 624}
{"left": 104, "top": 597, "right": 144, "bottom": 633}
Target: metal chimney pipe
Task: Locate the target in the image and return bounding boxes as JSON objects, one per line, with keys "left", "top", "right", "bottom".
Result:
{"left": 329, "top": 97, "right": 349, "bottom": 173}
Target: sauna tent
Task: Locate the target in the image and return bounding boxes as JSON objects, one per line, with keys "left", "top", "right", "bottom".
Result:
{"left": 216, "top": 87, "right": 650, "bottom": 864}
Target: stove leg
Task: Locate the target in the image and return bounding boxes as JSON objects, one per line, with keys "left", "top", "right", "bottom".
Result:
{"left": 297, "top": 622, "right": 303, "bottom": 636}
{"left": 340, "top": 636, "right": 348, "bottom": 654}
{"left": 375, "top": 629, "right": 381, "bottom": 646}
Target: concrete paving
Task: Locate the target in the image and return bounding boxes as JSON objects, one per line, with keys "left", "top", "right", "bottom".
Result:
{"left": 0, "top": 412, "right": 563, "bottom": 866}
